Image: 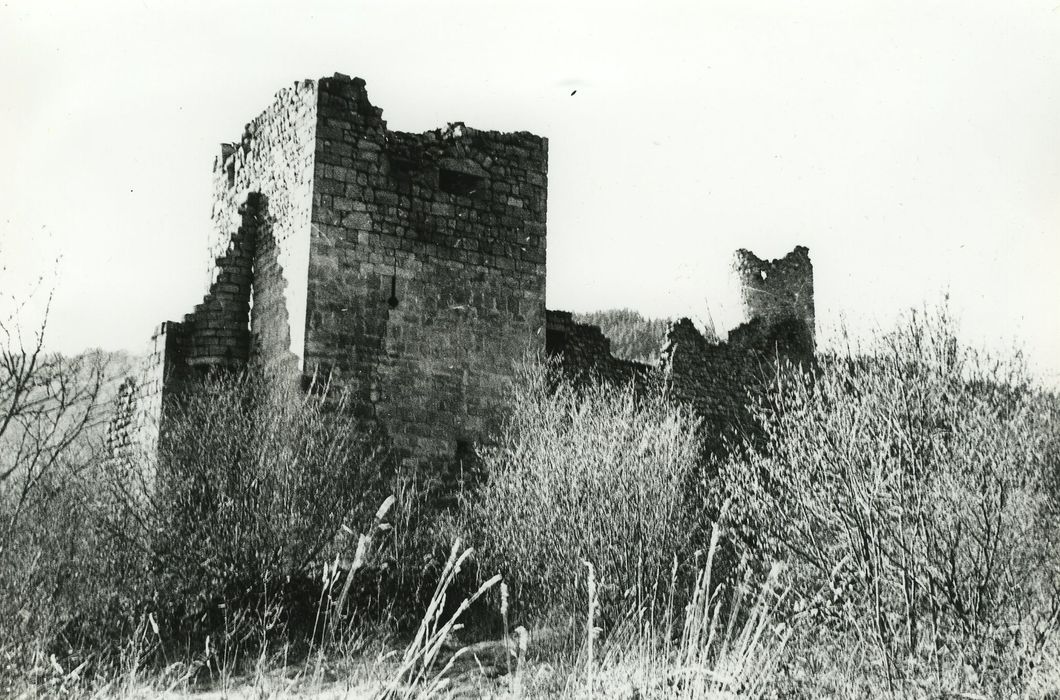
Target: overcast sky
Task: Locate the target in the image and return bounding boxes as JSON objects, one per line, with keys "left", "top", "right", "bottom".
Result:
{"left": 1, "top": 0, "right": 1058, "bottom": 386}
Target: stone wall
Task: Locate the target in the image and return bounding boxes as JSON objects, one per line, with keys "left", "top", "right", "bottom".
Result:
{"left": 545, "top": 310, "right": 648, "bottom": 386}
{"left": 210, "top": 79, "right": 318, "bottom": 372}
{"left": 182, "top": 198, "right": 258, "bottom": 369}
{"left": 658, "top": 318, "right": 799, "bottom": 453}
{"left": 659, "top": 318, "right": 762, "bottom": 434}
{"left": 105, "top": 320, "right": 187, "bottom": 466}
{"left": 108, "top": 83, "right": 319, "bottom": 465}
{"left": 302, "top": 75, "right": 549, "bottom": 462}
{"left": 734, "top": 245, "right": 815, "bottom": 351}
{"left": 107, "top": 194, "right": 280, "bottom": 466}
{"left": 543, "top": 311, "right": 810, "bottom": 454}
{"left": 108, "top": 71, "right": 820, "bottom": 475}
{"left": 546, "top": 246, "right": 817, "bottom": 454}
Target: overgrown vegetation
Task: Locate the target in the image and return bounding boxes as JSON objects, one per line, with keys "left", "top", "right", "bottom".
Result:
{"left": 463, "top": 358, "right": 708, "bottom": 624}
{"left": 3, "top": 301, "right": 1059, "bottom": 698}
{"left": 0, "top": 293, "right": 114, "bottom": 686}
{"left": 108, "top": 371, "right": 388, "bottom": 648}
{"left": 1, "top": 362, "right": 393, "bottom": 688}
{"left": 723, "top": 307, "right": 1060, "bottom": 696}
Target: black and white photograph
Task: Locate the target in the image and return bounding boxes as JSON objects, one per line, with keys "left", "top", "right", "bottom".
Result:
{"left": 2, "top": 2, "right": 1059, "bottom": 697}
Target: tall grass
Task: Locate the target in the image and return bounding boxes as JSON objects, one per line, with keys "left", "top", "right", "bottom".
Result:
{"left": 585, "top": 513, "right": 791, "bottom": 699}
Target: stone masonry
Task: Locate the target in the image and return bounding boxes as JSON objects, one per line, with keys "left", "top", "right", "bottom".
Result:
{"left": 106, "top": 73, "right": 815, "bottom": 468}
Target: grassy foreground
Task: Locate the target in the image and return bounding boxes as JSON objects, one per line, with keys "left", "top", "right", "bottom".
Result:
{"left": 19, "top": 526, "right": 791, "bottom": 699}
{"left": 4, "top": 306, "right": 1060, "bottom": 698}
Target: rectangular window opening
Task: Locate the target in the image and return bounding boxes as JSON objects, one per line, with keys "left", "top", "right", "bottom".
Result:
{"left": 439, "top": 169, "right": 483, "bottom": 197}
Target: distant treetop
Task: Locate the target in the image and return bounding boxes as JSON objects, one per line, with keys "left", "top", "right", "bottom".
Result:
{"left": 573, "top": 308, "right": 674, "bottom": 365}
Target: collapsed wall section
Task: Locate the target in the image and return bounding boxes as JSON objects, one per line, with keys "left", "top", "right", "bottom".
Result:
{"left": 545, "top": 310, "right": 648, "bottom": 386}
{"left": 656, "top": 318, "right": 772, "bottom": 451}
{"left": 547, "top": 246, "right": 817, "bottom": 454}
{"left": 105, "top": 321, "right": 188, "bottom": 466}
{"left": 210, "top": 80, "right": 318, "bottom": 371}
{"left": 543, "top": 309, "right": 797, "bottom": 451}
{"left": 106, "top": 196, "right": 267, "bottom": 466}
{"left": 108, "top": 82, "right": 320, "bottom": 466}
{"left": 303, "top": 75, "right": 548, "bottom": 463}
{"left": 181, "top": 200, "right": 258, "bottom": 368}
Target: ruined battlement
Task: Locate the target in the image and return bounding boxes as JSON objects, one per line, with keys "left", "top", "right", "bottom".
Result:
{"left": 107, "top": 73, "right": 816, "bottom": 468}
{"left": 733, "top": 245, "right": 815, "bottom": 351}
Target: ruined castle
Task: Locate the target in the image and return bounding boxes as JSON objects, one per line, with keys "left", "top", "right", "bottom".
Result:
{"left": 107, "top": 73, "right": 815, "bottom": 465}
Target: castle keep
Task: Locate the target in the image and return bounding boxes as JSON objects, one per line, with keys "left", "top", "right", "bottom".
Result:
{"left": 107, "top": 73, "right": 815, "bottom": 465}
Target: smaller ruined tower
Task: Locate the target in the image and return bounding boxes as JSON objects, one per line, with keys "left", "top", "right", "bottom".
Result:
{"left": 733, "top": 245, "right": 815, "bottom": 354}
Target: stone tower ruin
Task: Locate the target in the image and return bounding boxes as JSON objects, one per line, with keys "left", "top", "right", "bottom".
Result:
{"left": 107, "top": 73, "right": 815, "bottom": 467}
{"left": 734, "top": 245, "right": 815, "bottom": 352}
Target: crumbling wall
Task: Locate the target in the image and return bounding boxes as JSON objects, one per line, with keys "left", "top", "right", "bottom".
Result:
{"left": 545, "top": 310, "right": 648, "bottom": 386}
{"left": 108, "top": 83, "right": 318, "bottom": 464}
{"left": 545, "top": 309, "right": 814, "bottom": 455}
{"left": 543, "top": 310, "right": 791, "bottom": 452}
{"left": 104, "top": 196, "right": 272, "bottom": 468}
{"left": 105, "top": 320, "right": 188, "bottom": 466}
{"left": 210, "top": 80, "right": 318, "bottom": 371}
{"left": 733, "top": 245, "right": 815, "bottom": 351}
{"left": 181, "top": 198, "right": 259, "bottom": 369}
{"left": 302, "top": 75, "right": 548, "bottom": 463}
{"left": 655, "top": 318, "right": 775, "bottom": 452}
{"left": 548, "top": 246, "right": 817, "bottom": 454}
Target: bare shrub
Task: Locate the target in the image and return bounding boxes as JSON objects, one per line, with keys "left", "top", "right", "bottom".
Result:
{"left": 0, "top": 298, "right": 107, "bottom": 556}
{"left": 464, "top": 355, "right": 707, "bottom": 624}
{"left": 101, "top": 368, "right": 389, "bottom": 651}
{"left": 0, "top": 287, "right": 117, "bottom": 689}
{"left": 724, "top": 305, "right": 1060, "bottom": 695}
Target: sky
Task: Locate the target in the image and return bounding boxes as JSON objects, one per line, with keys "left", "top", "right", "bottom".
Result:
{"left": 1, "top": 0, "right": 1058, "bottom": 386}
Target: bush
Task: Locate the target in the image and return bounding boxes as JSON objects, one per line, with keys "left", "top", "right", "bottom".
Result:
{"left": 723, "top": 306, "right": 1060, "bottom": 694}
{"left": 464, "top": 356, "right": 707, "bottom": 624}
{"left": 103, "top": 368, "right": 388, "bottom": 648}
{"left": 0, "top": 342, "right": 116, "bottom": 689}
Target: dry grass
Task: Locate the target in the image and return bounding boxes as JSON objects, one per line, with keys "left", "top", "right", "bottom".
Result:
{"left": 15, "top": 510, "right": 791, "bottom": 700}
{"left": 5, "top": 309, "right": 1060, "bottom": 699}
